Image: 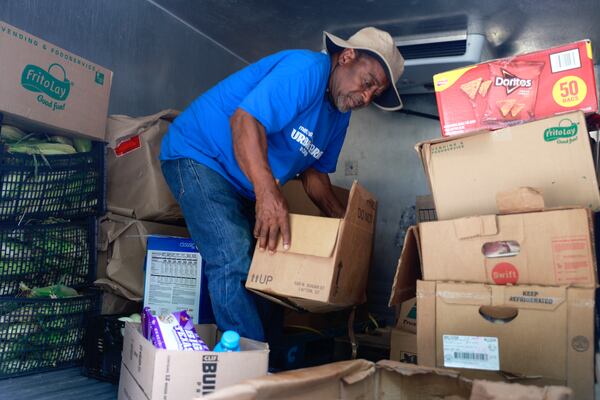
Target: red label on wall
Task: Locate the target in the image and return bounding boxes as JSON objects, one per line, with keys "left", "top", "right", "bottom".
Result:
{"left": 114, "top": 135, "right": 141, "bottom": 156}
{"left": 491, "top": 262, "right": 519, "bottom": 285}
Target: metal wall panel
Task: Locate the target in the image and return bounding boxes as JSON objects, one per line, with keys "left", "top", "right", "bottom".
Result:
{"left": 0, "top": 0, "right": 247, "bottom": 116}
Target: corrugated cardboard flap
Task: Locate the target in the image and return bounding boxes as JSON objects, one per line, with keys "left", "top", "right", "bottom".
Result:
{"left": 388, "top": 226, "right": 421, "bottom": 307}
{"left": 248, "top": 289, "right": 305, "bottom": 312}
{"left": 277, "top": 214, "right": 341, "bottom": 257}
{"left": 414, "top": 127, "right": 492, "bottom": 154}
{"left": 453, "top": 215, "right": 498, "bottom": 239}
{"left": 202, "top": 360, "right": 375, "bottom": 400}
{"left": 343, "top": 180, "right": 377, "bottom": 234}
{"left": 375, "top": 359, "right": 464, "bottom": 379}
{"left": 470, "top": 380, "right": 573, "bottom": 400}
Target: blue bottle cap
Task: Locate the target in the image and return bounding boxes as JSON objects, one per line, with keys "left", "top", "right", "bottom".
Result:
{"left": 221, "top": 330, "right": 240, "bottom": 349}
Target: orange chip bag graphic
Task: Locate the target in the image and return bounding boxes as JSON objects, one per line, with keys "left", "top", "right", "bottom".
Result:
{"left": 483, "top": 60, "right": 545, "bottom": 126}
{"left": 497, "top": 99, "right": 516, "bottom": 117}
{"left": 478, "top": 80, "right": 492, "bottom": 97}
{"left": 460, "top": 77, "right": 482, "bottom": 100}
{"left": 510, "top": 103, "right": 525, "bottom": 117}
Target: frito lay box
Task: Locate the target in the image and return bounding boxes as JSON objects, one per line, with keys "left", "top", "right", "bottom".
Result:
{"left": 434, "top": 40, "right": 598, "bottom": 136}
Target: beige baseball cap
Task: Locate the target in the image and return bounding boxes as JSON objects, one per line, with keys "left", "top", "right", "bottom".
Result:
{"left": 323, "top": 27, "right": 405, "bottom": 111}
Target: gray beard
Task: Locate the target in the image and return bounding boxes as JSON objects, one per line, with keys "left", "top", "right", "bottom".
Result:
{"left": 335, "top": 95, "right": 351, "bottom": 113}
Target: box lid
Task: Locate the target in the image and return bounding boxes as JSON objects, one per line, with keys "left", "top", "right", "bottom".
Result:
{"left": 388, "top": 226, "right": 422, "bottom": 307}
{"left": 275, "top": 214, "right": 341, "bottom": 257}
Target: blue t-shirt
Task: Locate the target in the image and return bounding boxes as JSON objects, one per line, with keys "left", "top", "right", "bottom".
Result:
{"left": 160, "top": 50, "right": 351, "bottom": 199}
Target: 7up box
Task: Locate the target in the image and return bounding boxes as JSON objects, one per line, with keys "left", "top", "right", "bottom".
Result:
{"left": 415, "top": 111, "right": 600, "bottom": 220}
{"left": 434, "top": 40, "right": 598, "bottom": 136}
{"left": 0, "top": 21, "right": 112, "bottom": 140}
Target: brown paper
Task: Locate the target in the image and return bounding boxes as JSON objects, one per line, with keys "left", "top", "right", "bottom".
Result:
{"left": 106, "top": 109, "right": 185, "bottom": 223}
{"left": 97, "top": 213, "right": 189, "bottom": 299}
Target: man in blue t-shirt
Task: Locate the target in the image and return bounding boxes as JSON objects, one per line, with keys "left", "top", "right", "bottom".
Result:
{"left": 160, "top": 27, "right": 404, "bottom": 341}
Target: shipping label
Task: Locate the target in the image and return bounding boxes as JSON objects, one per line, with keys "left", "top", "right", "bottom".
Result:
{"left": 443, "top": 335, "right": 500, "bottom": 370}
{"left": 552, "top": 236, "right": 592, "bottom": 284}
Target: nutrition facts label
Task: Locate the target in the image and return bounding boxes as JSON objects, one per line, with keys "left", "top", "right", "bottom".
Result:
{"left": 143, "top": 241, "right": 203, "bottom": 323}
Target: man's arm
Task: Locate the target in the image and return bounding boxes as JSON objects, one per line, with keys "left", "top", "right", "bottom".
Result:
{"left": 231, "top": 108, "right": 290, "bottom": 253}
{"left": 300, "top": 168, "right": 346, "bottom": 218}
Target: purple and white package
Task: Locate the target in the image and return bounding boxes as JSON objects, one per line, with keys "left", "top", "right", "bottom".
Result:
{"left": 142, "top": 307, "right": 153, "bottom": 340}
{"left": 143, "top": 308, "right": 209, "bottom": 351}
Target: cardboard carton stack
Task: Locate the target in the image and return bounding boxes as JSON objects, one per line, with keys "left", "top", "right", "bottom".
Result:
{"left": 390, "top": 41, "right": 599, "bottom": 399}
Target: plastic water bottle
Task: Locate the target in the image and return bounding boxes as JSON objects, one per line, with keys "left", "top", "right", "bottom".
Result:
{"left": 213, "top": 330, "right": 240, "bottom": 352}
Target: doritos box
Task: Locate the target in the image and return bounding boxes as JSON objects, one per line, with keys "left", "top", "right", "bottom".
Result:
{"left": 434, "top": 40, "right": 598, "bottom": 136}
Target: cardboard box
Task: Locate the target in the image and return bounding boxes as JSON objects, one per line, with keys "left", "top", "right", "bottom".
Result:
{"left": 97, "top": 213, "right": 189, "bottom": 299}
{"left": 118, "top": 322, "right": 269, "bottom": 399}
{"left": 395, "top": 298, "right": 416, "bottom": 333}
{"left": 201, "top": 359, "right": 572, "bottom": 400}
{"left": 434, "top": 40, "right": 598, "bottom": 136}
{"left": 390, "top": 329, "right": 417, "bottom": 365}
{"left": 0, "top": 21, "right": 112, "bottom": 140}
{"left": 419, "top": 207, "right": 597, "bottom": 287}
{"left": 106, "top": 110, "right": 184, "bottom": 223}
{"left": 387, "top": 226, "right": 422, "bottom": 311}
{"left": 416, "top": 111, "right": 600, "bottom": 220}
{"left": 416, "top": 280, "right": 595, "bottom": 399}
{"left": 143, "top": 236, "right": 204, "bottom": 323}
{"left": 246, "top": 180, "right": 377, "bottom": 312}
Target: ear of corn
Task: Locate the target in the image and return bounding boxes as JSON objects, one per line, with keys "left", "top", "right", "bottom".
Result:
{"left": 2, "top": 124, "right": 93, "bottom": 152}
{"left": 49, "top": 135, "right": 74, "bottom": 147}
{"left": 72, "top": 137, "right": 92, "bottom": 153}
{"left": 0, "top": 125, "right": 27, "bottom": 142}
{"left": 18, "top": 283, "right": 80, "bottom": 299}
{"left": 7, "top": 142, "right": 77, "bottom": 155}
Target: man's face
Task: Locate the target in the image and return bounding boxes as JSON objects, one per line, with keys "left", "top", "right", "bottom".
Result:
{"left": 329, "top": 49, "right": 390, "bottom": 113}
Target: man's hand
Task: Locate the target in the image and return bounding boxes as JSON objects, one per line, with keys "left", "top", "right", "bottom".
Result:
{"left": 301, "top": 168, "right": 346, "bottom": 218}
{"left": 231, "top": 108, "right": 291, "bottom": 254}
{"left": 254, "top": 183, "right": 291, "bottom": 253}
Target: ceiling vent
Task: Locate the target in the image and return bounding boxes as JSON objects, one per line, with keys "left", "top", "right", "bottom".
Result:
{"left": 395, "top": 31, "right": 490, "bottom": 94}
{"left": 330, "top": 14, "right": 491, "bottom": 95}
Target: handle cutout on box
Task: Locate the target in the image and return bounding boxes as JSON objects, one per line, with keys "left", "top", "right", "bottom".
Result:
{"left": 479, "top": 306, "right": 518, "bottom": 324}
{"left": 482, "top": 240, "right": 520, "bottom": 258}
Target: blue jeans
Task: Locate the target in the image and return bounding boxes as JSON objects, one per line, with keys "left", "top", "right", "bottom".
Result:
{"left": 160, "top": 158, "right": 267, "bottom": 341}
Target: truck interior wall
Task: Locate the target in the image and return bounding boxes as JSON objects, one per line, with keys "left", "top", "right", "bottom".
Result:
{"left": 331, "top": 97, "right": 439, "bottom": 320}
{"left": 0, "top": 0, "right": 247, "bottom": 116}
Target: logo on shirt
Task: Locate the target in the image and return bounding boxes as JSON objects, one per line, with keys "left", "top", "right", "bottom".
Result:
{"left": 290, "top": 126, "right": 323, "bottom": 160}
